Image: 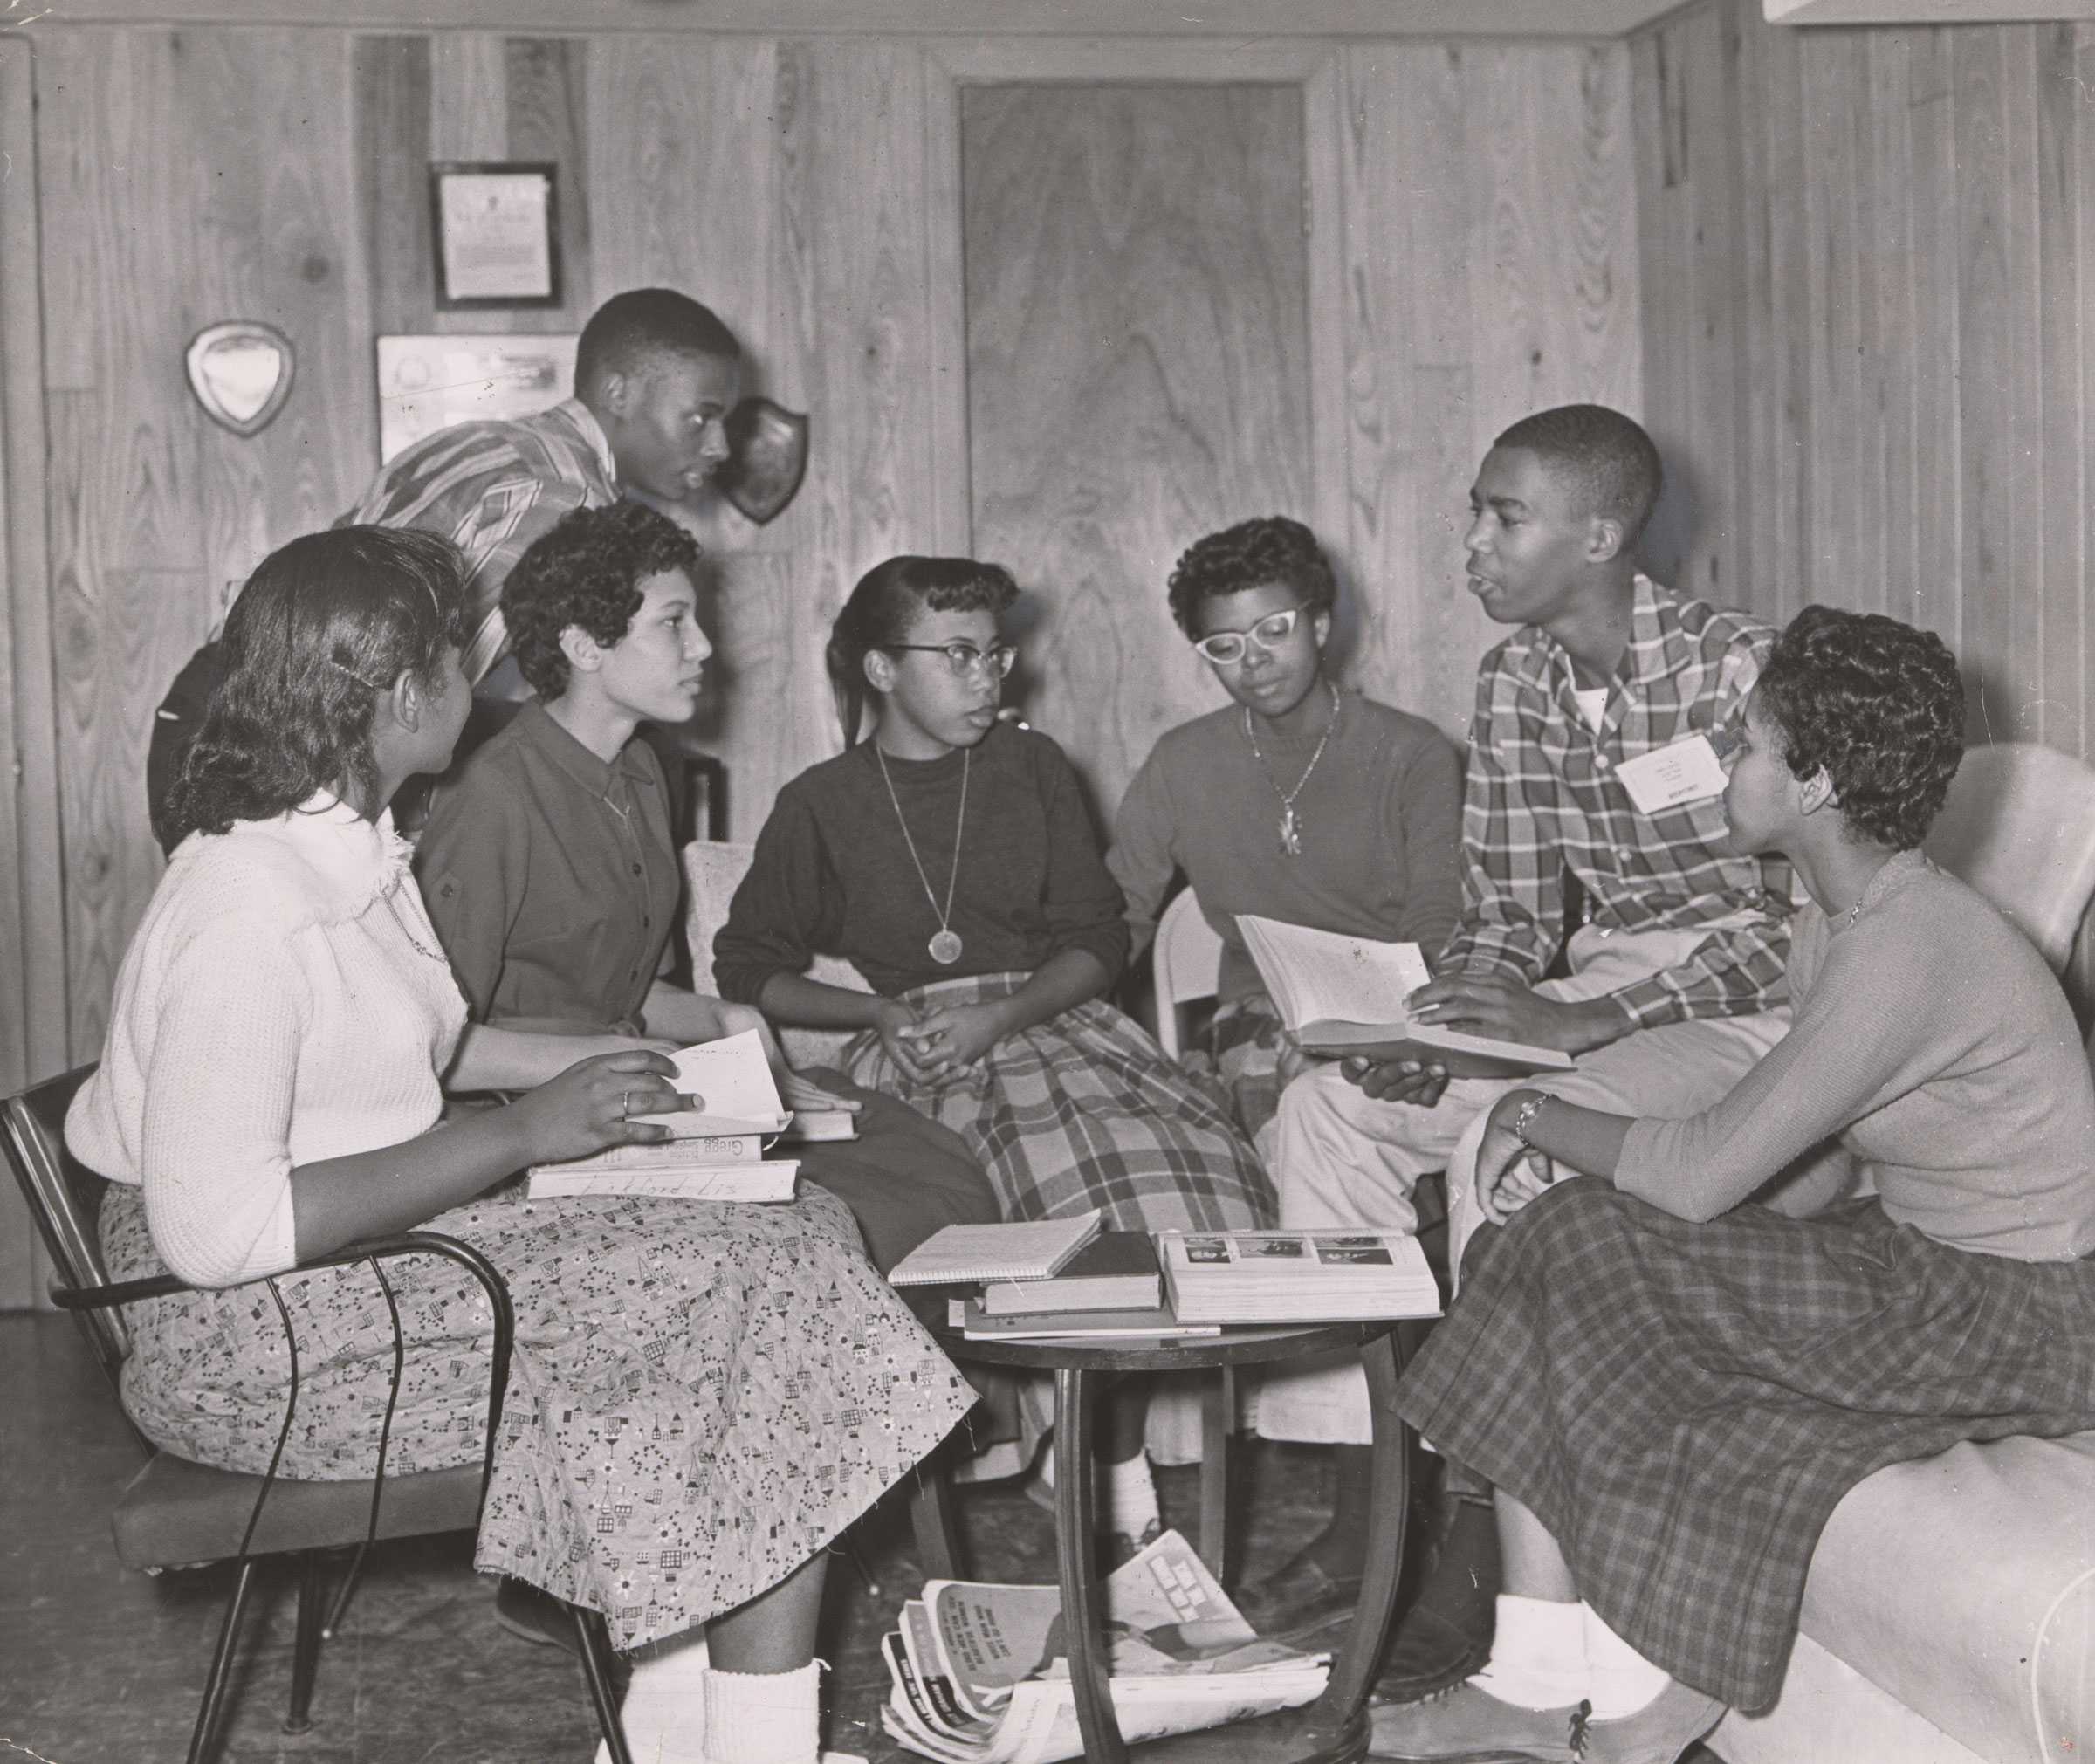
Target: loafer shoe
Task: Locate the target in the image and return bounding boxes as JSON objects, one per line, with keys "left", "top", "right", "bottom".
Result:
{"left": 1373, "top": 1496, "right": 1499, "bottom": 1704}
{"left": 493, "top": 1575, "right": 583, "bottom": 1657}
{"left": 1366, "top": 1683, "right": 1590, "bottom": 1761}
{"left": 1371, "top": 1600, "right": 1493, "bottom": 1706}
{"left": 1233, "top": 1548, "right": 1365, "bottom": 1640}
{"left": 1579, "top": 1682, "right": 1725, "bottom": 1764}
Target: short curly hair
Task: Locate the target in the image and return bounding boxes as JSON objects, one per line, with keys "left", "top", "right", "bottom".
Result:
{"left": 1494, "top": 404, "right": 1664, "bottom": 546}
{"left": 1165, "top": 516, "right": 1336, "bottom": 639}
{"left": 502, "top": 502, "right": 704, "bottom": 700}
{"left": 574, "top": 289, "right": 739, "bottom": 400}
{"left": 1755, "top": 604, "right": 1964, "bottom": 851}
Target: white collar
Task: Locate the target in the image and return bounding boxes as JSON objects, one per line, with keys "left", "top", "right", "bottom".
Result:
{"left": 244, "top": 792, "right": 414, "bottom": 923}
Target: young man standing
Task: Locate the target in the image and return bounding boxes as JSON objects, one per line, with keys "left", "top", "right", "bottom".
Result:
{"left": 1245, "top": 406, "right": 1797, "bottom": 1699}
{"left": 148, "top": 290, "right": 743, "bottom": 840}
{"left": 343, "top": 286, "right": 743, "bottom": 690}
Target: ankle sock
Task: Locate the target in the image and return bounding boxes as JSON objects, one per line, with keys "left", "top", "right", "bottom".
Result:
{"left": 595, "top": 1630, "right": 710, "bottom": 1764}
{"left": 1105, "top": 1451, "right": 1160, "bottom": 1540}
{"left": 1467, "top": 1595, "right": 1588, "bottom": 1712}
{"left": 1580, "top": 1604, "right": 1670, "bottom": 1719}
{"left": 701, "top": 1659, "right": 821, "bottom": 1764}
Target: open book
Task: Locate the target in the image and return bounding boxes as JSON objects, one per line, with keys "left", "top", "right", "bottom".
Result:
{"left": 527, "top": 1029, "right": 800, "bottom": 1200}
{"left": 1235, "top": 915, "right": 1574, "bottom": 1078}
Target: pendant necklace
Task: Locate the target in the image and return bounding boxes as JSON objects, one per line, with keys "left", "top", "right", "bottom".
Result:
{"left": 1244, "top": 682, "right": 1341, "bottom": 858}
{"left": 874, "top": 743, "right": 971, "bottom": 964}
{"left": 384, "top": 889, "right": 451, "bottom": 965}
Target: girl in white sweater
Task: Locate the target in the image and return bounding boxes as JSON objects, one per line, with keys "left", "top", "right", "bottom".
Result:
{"left": 68, "top": 527, "right": 972, "bottom": 1764}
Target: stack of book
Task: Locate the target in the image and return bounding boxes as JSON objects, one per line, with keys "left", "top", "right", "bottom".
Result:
{"left": 525, "top": 1029, "right": 809, "bottom": 1202}
{"left": 890, "top": 1214, "right": 1213, "bottom": 1343}
{"left": 1157, "top": 1229, "right": 1442, "bottom": 1325}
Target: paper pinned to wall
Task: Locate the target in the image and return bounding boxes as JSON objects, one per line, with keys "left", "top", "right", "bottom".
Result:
{"left": 375, "top": 333, "right": 577, "bottom": 463}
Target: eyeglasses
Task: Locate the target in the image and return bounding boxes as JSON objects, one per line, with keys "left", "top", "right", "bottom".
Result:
{"left": 885, "top": 642, "right": 1019, "bottom": 679}
{"left": 1192, "top": 607, "right": 1304, "bottom": 665}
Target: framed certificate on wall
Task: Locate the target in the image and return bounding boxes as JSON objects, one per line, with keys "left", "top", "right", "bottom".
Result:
{"left": 430, "top": 162, "right": 560, "bottom": 309}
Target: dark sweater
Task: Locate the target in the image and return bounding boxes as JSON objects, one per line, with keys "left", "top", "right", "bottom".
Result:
{"left": 713, "top": 723, "right": 1130, "bottom": 1002}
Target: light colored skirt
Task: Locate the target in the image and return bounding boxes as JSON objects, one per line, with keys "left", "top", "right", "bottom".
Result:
{"left": 101, "top": 1180, "right": 973, "bottom": 1649}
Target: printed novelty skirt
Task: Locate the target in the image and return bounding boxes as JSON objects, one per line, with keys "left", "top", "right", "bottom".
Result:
{"left": 100, "top": 1180, "right": 972, "bottom": 1650}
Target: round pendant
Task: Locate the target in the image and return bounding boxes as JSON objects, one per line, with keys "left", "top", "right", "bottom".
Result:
{"left": 929, "top": 929, "right": 965, "bottom": 965}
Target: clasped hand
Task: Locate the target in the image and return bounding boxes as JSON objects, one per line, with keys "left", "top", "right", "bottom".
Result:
{"left": 876, "top": 998, "right": 1008, "bottom": 1082}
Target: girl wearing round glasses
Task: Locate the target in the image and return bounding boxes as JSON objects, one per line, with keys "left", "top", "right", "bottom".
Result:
{"left": 714, "top": 554, "right": 1274, "bottom": 1557}
{"left": 1109, "top": 516, "right": 1462, "bottom": 1141}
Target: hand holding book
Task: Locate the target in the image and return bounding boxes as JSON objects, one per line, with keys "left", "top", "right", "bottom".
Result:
{"left": 1234, "top": 916, "right": 1575, "bottom": 1081}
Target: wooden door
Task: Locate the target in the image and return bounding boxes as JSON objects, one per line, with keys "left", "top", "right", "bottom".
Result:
{"left": 962, "top": 80, "right": 1315, "bottom": 817}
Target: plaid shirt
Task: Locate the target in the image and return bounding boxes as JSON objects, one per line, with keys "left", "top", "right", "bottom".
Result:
{"left": 338, "top": 399, "right": 617, "bottom": 683}
{"left": 1443, "top": 576, "right": 1792, "bottom": 1029}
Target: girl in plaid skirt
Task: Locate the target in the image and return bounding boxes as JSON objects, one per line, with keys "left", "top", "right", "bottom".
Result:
{"left": 714, "top": 555, "right": 1276, "bottom": 1555}
{"left": 1370, "top": 607, "right": 2095, "bottom": 1764}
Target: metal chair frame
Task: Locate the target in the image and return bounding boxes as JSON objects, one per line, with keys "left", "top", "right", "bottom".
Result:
{"left": 1151, "top": 888, "right": 1226, "bottom": 1063}
{"left": 3, "top": 1066, "right": 635, "bottom": 1764}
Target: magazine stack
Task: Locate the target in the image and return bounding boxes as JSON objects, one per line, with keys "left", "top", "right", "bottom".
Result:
{"left": 881, "top": 1529, "right": 1329, "bottom": 1763}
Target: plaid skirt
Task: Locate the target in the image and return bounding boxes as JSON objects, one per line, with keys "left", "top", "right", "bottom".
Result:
{"left": 101, "top": 1180, "right": 972, "bottom": 1650}
{"left": 1185, "top": 993, "right": 1288, "bottom": 1140}
{"left": 1394, "top": 1182, "right": 2095, "bottom": 1712}
{"left": 841, "top": 972, "right": 1274, "bottom": 1234}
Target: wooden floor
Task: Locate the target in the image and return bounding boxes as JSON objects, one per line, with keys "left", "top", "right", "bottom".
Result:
{"left": 1, "top": 1312, "right": 1365, "bottom": 1763}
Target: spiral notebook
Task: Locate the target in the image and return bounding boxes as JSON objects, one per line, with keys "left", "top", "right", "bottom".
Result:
{"left": 886, "top": 1211, "right": 1104, "bottom": 1287}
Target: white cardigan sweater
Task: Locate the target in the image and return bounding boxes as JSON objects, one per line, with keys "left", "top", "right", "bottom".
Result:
{"left": 67, "top": 795, "right": 469, "bottom": 1287}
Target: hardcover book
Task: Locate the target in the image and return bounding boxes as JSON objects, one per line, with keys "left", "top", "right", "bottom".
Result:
{"left": 979, "top": 1232, "right": 1162, "bottom": 1316}
{"left": 1157, "top": 1229, "right": 1441, "bottom": 1325}
{"left": 1235, "top": 914, "right": 1574, "bottom": 1078}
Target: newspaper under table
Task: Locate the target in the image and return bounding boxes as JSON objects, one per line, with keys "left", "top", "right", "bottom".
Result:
{"left": 883, "top": 1529, "right": 1329, "bottom": 1764}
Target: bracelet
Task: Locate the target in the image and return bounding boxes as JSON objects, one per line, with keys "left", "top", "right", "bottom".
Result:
{"left": 1508, "top": 1093, "right": 1551, "bottom": 1149}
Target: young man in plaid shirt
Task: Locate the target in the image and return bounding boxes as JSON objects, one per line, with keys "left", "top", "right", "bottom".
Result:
{"left": 1241, "top": 405, "right": 1798, "bottom": 1690}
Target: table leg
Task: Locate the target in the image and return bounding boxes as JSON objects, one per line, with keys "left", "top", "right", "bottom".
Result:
{"left": 1054, "top": 1364, "right": 1127, "bottom": 1764}
{"left": 1199, "top": 1365, "right": 1233, "bottom": 1583}
{"left": 909, "top": 1433, "right": 967, "bottom": 1582}
{"left": 1310, "top": 1330, "right": 1409, "bottom": 1730}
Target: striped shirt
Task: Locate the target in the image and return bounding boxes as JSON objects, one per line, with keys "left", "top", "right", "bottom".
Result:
{"left": 337, "top": 399, "right": 617, "bottom": 683}
{"left": 1444, "top": 575, "right": 1792, "bottom": 1029}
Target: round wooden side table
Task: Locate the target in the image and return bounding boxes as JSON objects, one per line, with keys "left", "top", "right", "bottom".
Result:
{"left": 912, "top": 1319, "right": 1411, "bottom": 1764}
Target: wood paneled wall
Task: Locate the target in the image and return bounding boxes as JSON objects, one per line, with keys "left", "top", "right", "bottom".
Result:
{"left": 26, "top": 27, "right": 960, "bottom": 1076}
{"left": 1631, "top": 1, "right": 2093, "bottom": 759}
{"left": 0, "top": 21, "right": 1642, "bottom": 1306}
{"left": 963, "top": 82, "right": 1315, "bottom": 800}
{"left": 1328, "top": 40, "right": 1643, "bottom": 753}
{"left": 958, "top": 45, "right": 1642, "bottom": 815}
{"left": 1631, "top": 0, "right": 2095, "bottom": 1005}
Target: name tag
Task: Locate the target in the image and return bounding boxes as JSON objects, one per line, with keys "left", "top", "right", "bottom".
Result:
{"left": 1614, "top": 733, "right": 1728, "bottom": 815}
